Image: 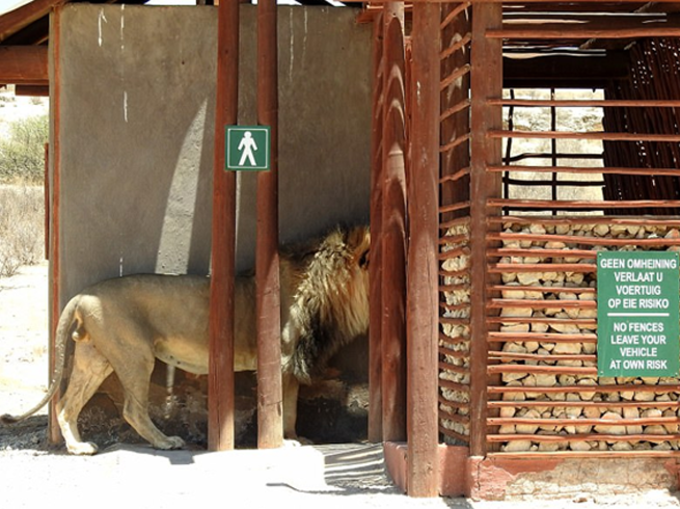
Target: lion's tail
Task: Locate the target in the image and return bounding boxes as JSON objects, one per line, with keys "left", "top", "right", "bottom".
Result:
{"left": 0, "top": 296, "right": 79, "bottom": 424}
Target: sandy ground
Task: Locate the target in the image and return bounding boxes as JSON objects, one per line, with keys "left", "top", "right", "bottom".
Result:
{"left": 2, "top": 263, "right": 680, "bottom": 508}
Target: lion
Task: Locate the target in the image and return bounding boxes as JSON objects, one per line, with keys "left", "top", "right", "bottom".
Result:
{"left": 2, "top": 225, "right": 370, "bottom": 455}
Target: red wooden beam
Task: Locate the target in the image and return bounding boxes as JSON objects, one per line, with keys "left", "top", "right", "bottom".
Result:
{"left": 468, "top": 2, "right": 503, "bottom": 458}
{"left": 48, "top": 6, "right": 62, "bottom": 446}
{"left": 256, "top": 0, "right": 283, "bottom": 449}
{"left": 208, "top": 0, "right": 239, "bottom": 452}
{"left": 0, "top": 0, "right": 63, "bottom": 43}
{"left": 407, "top": 1, "right": 440, "bottom": 497}
{"left": 0, "top": 46, "right": 47, "bottom": 85}
{"left": 368, "top": 12, "right": 384, "bottom": 444}
{"left": 381, "top": 2, "right": 407, "bottom": 443}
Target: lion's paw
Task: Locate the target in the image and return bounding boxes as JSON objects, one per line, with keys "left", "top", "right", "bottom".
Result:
{"left": 67, "top": 441, "right": 99, "bottom": 456}
{"left": 156, "top": 436, "right": 185, "bottom": 450}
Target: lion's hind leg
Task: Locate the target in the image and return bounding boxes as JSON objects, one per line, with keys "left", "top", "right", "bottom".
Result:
{"left": 112, "top": 348, "right": 185, "bottom": 451}
{"left": 56, "top": 342, "right": 113, "bottom": 455}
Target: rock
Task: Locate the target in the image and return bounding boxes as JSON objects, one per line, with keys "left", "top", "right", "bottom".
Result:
{"left": 593, "top": 411, "right": 626, "bottom": 435}
{"left": 503, "top": 440, "right": 534, "bottom": 452}
{"left": 553, "top": 342, "right": 582, "bottom": 355}
{"left": 569, "top": 440, "right": 591, "bottom": 451}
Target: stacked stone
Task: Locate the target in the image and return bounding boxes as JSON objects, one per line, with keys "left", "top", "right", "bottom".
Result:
{"left": 496, "top": 221, "right": 680, "bottom": 453}
{"left": 439, "top": 222, "right": 472, "bottom": 443}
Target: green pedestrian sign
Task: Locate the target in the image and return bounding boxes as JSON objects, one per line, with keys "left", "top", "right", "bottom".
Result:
{"left": 225, "top": 126, "right": 270, "bottom": 171}
{"left": 597, "top": 251, "right": 680, "bottom": 377}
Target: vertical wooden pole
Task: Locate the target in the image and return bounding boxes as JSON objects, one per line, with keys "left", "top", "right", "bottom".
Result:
{"left": 469, "top": 1, "right": 503, "bottom": 458}
{"left": 209, "top": 0, "right": 239, "bottom": 451}
{"left": 256, "top": 0, "right": 283, "bottom": 449}
{"left": 381, "top": 1, "right": 407, "bottom": 443}
{"left": 368, "top": 12, "right": 384, "bottom": 444}
{"left": 407, "top": 1, "right": 440, "bottom": 498}
{"left": 48, "top": 5, "right": 62, "bottom": 446}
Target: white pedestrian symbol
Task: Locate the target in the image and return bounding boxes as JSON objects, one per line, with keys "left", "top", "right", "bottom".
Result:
{"left": 238, "top": 131, "right": 258, "bottom": 167}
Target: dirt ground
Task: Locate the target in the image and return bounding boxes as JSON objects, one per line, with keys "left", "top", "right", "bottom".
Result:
{"left": 2, "top": 263, "right": 680, "bottom": 508}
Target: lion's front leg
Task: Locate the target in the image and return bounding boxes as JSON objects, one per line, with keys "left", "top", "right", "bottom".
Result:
{"left": 282, "top": 373, "right": 300, "bottom": 441}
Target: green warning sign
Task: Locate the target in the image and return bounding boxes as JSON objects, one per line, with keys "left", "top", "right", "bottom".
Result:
{"left": 597, "top": 251, "right": 680, "bottom": 377}
{"left": 225, "top": 126, "right": 270, "bottom": 171}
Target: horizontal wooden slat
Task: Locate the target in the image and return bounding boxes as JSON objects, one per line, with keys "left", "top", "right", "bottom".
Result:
{"left": 489, "top": 130, "right": 680, "bottom": 142}
{"left": 489, "top": 351, "right": 596, "bottom": 362}
{"left": 490, "top": 198, "right": 680, "bottom": 210}
{"left": 489, "top": 262, "right": 596, "bottom": 273}
{"left": 488, "top": 400, "right": 680, "bottom": 409}
{"left": 488, "top": 384, "right": 680, "bottom": 395}
{"left": 488, "top": 364, "right": 597, "bottom": 375}
{"left": 490, "top": 232, "right": 680, "bottom": 246}
{"left": 490, "top": 165, "right": 680, "bottom": 177}
{"left": 488, "top": 299, "right": 595, "bottom": 309}
{"left": 489, "top": 215, "right": 680, "bottom": 227}
{"left": 488, "top": 433, "right": 680, "bottom": 443}
{"left": 438, "top": 425, "right": 470, "bottom": 443}
{"left": 489, "top": 451, "right": 680, "bottom": 459}
{"left": 488, "top": 416, "right": 680, "bottom": 427}
{"left": 487, "top": 285, "right": 595, "bottom": 294}
{"left": 487, "top": 331, "right": 597, "bottom": 343}
{"left": 488, "top": 99, "right": 680, "bottom": 108}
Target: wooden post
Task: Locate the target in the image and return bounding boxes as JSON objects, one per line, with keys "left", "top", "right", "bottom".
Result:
{"left": 368, "top": 12, "right": 384, "bottom": 444}
{"left": 381, "top": 1, "right": 407, "bottom": 443}
{"left": 256, "top": 0, "right": 283, "bottom": 449}
{"left": 48, "top": 5, "right": 62, "bottom": 446}
{"left": 469, "top": 1, "right": 503, "bottom": 458}
{"left": 407, "top": 1, "right": 440, "bottom": 498}
{"left": 208, "top": 0, "right": 239, "bottom": 451}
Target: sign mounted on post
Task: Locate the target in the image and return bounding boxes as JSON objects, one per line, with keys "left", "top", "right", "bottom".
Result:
{"left": 225, "top": 126, "right": 271, "bottom": 171}
{"left": 597, "top": 251, "right": 680, "bottom": 377}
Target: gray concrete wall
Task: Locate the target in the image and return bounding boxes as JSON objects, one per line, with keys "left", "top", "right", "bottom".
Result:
{"left": 54, "top": 4, "right": 372, "bottom": 304}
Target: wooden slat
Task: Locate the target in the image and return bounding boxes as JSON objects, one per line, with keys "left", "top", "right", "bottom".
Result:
{"left": 488, "top": 364, "right": 597, "bottom": 375}
{"left": 488, "top": 384, "right": 680, "bottom": 394}
{"left": 488, "top": 416, "right": 680, "bottom": 426}
{"left": 489, "top": 300, "right": 596, "bottom": 310}
{"left": 487, "top": 332, "right": 597, "bottom": 343}
{"left": 489, "top": 351, "right": 596, "bottom": 362}
{"left": 488, "top": 99, "right": 680, "bottom": 108}
{"left": 491, "top": 232, "right": 680, "bottom": 246}
{"left": 488, "top": 400, "right": 680, "bottom": 409}
{"left": 0, "top": 46, "right": 47, "bottom": 85}
{"left": 490, "top": 215, "right": 680, "bottom": 227}
{"left": 439, "top": 425, "right": 470, "bottom": 443}
{"left": 490, "top": 165, "right": 680, "bottom": 177}
{"left": 490, "top": 130, "right": 680, "bottom": 142}
{"left": 488, "top": 433, "right": 680, "bottom": 442}
{"left": 440, "top": 2, "right": 470, "bottom": 30}
{"left": 488, "top": 23, "right": 680, "bottom": 40}
{"left": 489, "top": 262, "right": 596, "bottom": 273}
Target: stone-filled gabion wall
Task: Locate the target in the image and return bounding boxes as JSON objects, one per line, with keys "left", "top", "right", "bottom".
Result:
{"left": 439, "top": 221, "right": 471, "bottom": 444}
{"left": 494, "top": 221, "right": 680, "bottom": 453}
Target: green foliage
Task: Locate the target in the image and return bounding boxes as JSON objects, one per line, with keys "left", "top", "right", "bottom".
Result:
{"left": 0, "top": 114, "right": 48, "bottom": 185}
{"left": 0, "top": 185, "right": 44, "bottom": 277}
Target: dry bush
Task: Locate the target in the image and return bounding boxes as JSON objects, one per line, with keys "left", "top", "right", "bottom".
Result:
{"left": 0, "top": 185, "right": 44, "bottom": 278}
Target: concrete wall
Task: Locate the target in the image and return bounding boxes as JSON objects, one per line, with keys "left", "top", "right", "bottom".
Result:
{"left": 54, "top": 4, "right": 372, "bottom": 303}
